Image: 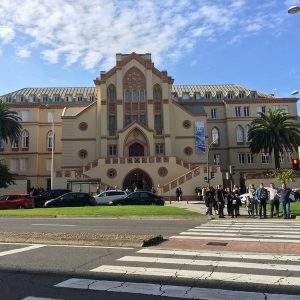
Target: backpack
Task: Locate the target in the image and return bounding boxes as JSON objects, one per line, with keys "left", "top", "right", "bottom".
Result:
{"left": 259, "top": 188, "right": 268, "bottom": 200}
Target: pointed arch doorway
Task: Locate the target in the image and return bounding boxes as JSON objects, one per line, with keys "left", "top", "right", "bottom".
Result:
{"left": 123, "top": 169, "right": 153, "bottom": 191}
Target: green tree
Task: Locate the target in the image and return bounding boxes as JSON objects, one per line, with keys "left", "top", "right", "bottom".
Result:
{"left": 0, "top": 101, "right": 22, "bottom": 188}
{"left": 275, "top": 169, "right": 296, "bottom": 185}
{"left": 248, "top": 109, "right": 300, "bottom": 169}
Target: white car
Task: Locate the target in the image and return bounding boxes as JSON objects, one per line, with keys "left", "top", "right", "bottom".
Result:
{"left": 94, "top": 190, "right": 129, "bottom": 205}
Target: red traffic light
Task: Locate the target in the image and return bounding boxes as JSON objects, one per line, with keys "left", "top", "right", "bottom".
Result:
{"left": 292, "top": 159, "right": 299, "bottom": 170}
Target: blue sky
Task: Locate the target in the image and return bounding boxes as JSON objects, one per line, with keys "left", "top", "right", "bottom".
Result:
{"left": 0, "top": 0, "right": 299, "bottom": 111}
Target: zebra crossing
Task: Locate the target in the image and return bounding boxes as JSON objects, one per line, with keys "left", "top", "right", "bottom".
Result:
{"left": 51, "top": 220, "right": 300, "bottom": 299}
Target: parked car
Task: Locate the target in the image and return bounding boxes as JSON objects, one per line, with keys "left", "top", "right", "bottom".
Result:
{"left": 0, "top": 195, "right": 34, "bottom": 209}
{"left": 32, "top": 189, "right": 71, "bottom": 207}
{"left": 44, "top": 192, "right": 96, "bottom": 208}
{"left": 110, "top": 191, "right": 164, "bottom": 206}
{"left": 94, "top": 190, "right": 129, "bottom": 205}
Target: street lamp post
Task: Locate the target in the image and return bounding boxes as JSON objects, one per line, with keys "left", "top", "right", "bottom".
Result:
{"left": 46, "top": 105, "right": 55, "bottom": 190}
{"left": 288, "top": 6, "right": 300, "bottom": 14}
{"left": 206, "top": 139, "right": 217, "bottom": 187}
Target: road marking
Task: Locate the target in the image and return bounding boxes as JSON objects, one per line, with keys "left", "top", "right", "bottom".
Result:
{"left": 187, "top": 228, "right": 300, "bottom": 234}
{"left": 0, "top": 245, "right": 45, "bottom": 257}
{"left": 90, "top": 265, "right": 300, "bottom": 286}
{"left": 179, "top": 231, "right": 300, "bottom": 239}
{"left": 23, "top": 297, "right": 61, "bottom": 300}
{"left": 195, "top": 225, "right": 300, "bottom": 229}
{"left": 138, "top": 248, "right": 300, "bottom": 261}
{"left": 170, "top": 235, "right": 300, "bottom": 243}
{"left": 31, "top": 224, "right": 76, "bottom": 227}
{"left": 118, "top": 255, "right": 300, "bottom": 272}
{"left": 55, "top": 278, "right": 300, "bottom": 299}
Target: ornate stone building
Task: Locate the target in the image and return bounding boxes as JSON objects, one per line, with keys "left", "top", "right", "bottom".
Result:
{"left": 0, "top": 53, "right": 298, "bottom": 196}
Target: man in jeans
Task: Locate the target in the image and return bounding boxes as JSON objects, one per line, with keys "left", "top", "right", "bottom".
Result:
{"left": 269, "top": 183, "right": 279, "bottom": 218}
{"left": 278, "top": 183, "right": 292, "bottom": 219}
{"left": 255, "top": 183, "right": 268, "bottom": 218}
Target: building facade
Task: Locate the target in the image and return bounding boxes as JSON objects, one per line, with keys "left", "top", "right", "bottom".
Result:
{"left": 0, "top": 53, "right": 298, "bottom": 196}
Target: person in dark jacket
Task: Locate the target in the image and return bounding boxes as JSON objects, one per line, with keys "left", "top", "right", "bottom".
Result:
{"left": 231, "top": 190, "right": 240, "bottom": 218}
{"left": 278, "top": 183, "right": 292, "bottom": 219}
{"left": 255, "top": 183, "right": 268, "bottom": 219}
{"left": 205, "top": 186, "right": 215, "bottom": 215}
{"left": 224, "top": 187, "right": 232, "bottom": 216}
{"left": 215, "top": 185, "right": 225, "bottom": 218}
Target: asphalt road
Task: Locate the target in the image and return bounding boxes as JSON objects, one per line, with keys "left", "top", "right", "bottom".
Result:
{"left": 0, "top": 217, "right": 202, "bottom": 237}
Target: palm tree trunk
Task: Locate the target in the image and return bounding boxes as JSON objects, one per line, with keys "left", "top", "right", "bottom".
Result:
{"left": 274, "top": 148, "right": 281, "bottom": 170}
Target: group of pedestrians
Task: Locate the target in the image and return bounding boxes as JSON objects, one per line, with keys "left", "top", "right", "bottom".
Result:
{"left": 202, "top": 182, "right": 293, "bottom": 219}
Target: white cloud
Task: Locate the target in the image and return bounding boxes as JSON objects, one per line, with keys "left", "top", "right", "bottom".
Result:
{"left": 0, "top": 0, "right": 290, "bottom": 69}
{"left": 16, "top": 47, "right": 31, "bottom": 58}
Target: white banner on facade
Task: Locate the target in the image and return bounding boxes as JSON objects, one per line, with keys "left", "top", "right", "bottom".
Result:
{"left": 195, "top": 121, "right": 206, "bottom": 154}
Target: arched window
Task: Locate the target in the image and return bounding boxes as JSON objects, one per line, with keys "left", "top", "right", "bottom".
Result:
{"left": 211, "top": 127, "right": 220, "bottom": 145}
{"left": 107, "top": 84, "right": 116, "bottom": 102}
{"left": 123, "top": 67, "right": 146, "bottom": 102}
{"left": 153, "top": 84, "right": 162, "bottom": 101}
{"left": 47, "top": 131, "right": 55, "bottom": 149}
{"left": 236, "top": 125, "right": 245, "bottom": 144}
{"left": 21, "top": 130, "right": 29, "bottom": 148}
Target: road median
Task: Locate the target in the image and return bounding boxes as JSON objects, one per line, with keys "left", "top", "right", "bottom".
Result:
{"left": 0, "top": 231, "right": 164, "bottom": 247}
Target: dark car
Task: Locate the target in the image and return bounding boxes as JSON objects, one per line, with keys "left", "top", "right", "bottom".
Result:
{"left": 0, "top": 195, "right": 34, "bottom": 209}
{"left": 44, "top": 192, "right": 96, "bottom": 208}
{"left": 32, "top": 189, "right": 71, "bottom": 207}
{"left": 111, "top": 191, "right": 164, "bottom": 206}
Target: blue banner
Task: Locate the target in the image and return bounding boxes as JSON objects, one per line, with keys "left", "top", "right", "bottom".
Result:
{"left": 195, "top": 121, "right": 205, "bottom": 154}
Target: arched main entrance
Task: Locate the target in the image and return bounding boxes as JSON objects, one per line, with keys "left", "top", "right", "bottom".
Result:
{"left": 129, "top": 142, "right": 144, "bottom": 157}
{"left": 123, "top": 169, "right": 153, "bottom": 191}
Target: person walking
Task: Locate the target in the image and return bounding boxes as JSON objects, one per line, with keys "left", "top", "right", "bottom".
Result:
{"left": 269, "top": 183, "right": 279, "bottom": 218}
{"left": 175, "top": 187, "right": 180, "bottom": 202}
{"left": 278, "top": 183, "right": 292, "bottom": 219}
{"left": 205, "top": 186, "right": 215, "bottom": 215}
{"left": 248, "top": 184, "right": 258, "bottom": 217}
{"left": 255, "top": 183, "right": 268, "bottom": 219}
{"left": 231, "top": 190, "right": 240, "bottom": 218}
{"left": 179, "top": 187, "right": 183, "bottom": 202}
{"left": 215, "top": 185, "right": 225, "bottom": 218}
{"left": 224, "top": 187, "right": 232, "bottom": 216}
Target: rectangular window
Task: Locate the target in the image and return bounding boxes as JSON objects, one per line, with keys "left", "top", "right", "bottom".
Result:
{"left": 19, "top": 111, "right": 30, "bottom": 122}
{"left": 243, "top": 106, "right": 250, "bottom": 117}
{"left": 195, "top": 93, "right": 201, "bottom": 100}
{"left": 42, "top": 95, "right": 48, "bottom": 102}
{"left": 238, "top": 153, "right": 245, "bottom": 165}
{"left": 154, "top": 114, "right": 162, "bottom": 134}
{"left": 261, "top": 153, "right": 270, "bottom": 164}
{"left": 77, "top": 95, "right": 83, "bottom": 101}
{"left": 155, "top": 143, "right": 165, "bottom": 156}
{"left": 213, "top": 154, "right": 220, "bottom": 166}
{"left": 108, "top": 115, "right": 117, "bottom": 136}
{"left": 108, "top": 145, "right": 117, "bottom": 157}
{"left": 257, "top": 106, "right": 266, "bottom": 114}
{"left": 210, "top": 108, "right": 217, "bottom": 119}
{"left": 247, "top": 153, "right": 254, "bottom": 164}
{"left": 19, "top": 159, "right": 28, "bottom": 171}
{"left": 10, "top": 159, "right": 19, "bottom": 172}
{"left": 235, "top": 106, "right": 241, "bottom": 117}
{"left": 124, "top": 90, "right": 132, "bottom": 102}
{"left": 216, "top": 93, "right": 222, "bottom": 99}
{"left": 46, "top": 159, "right": 52, "bottom": 171}
{"left": 47, "top": 112, "right": 55, "bottom": 123}
{"left": 54, "top": 96, "right": 60, "bottom": 102}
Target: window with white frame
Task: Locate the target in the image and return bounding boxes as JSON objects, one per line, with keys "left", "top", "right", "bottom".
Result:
{"left": 47, "top": 131, "right": 55, "bottom": 149}
{"left": 238, "top": 153, "right": 245, "bottom": 165}
{"left": 77, "top": 95, "right": 83, "bottom": 102}
{"left": 19, "top": 158, "right": 28, "bottom": 171}
{"left": 108, "top": 145, "right": 117, "bottom": 157}
{"left": 257, "top": 106, "right": 266, "bottom": 114}
{"left": 205, "top": 92, "right": 211, "bottom": 99}
{"left": 155, "top": 143, "right": 165, "bottom": 156}
{"left": 239, "top": 92, "right": 245, "bottom": 99}
{"left": 261, "top": 153, "right": 270, "bottom": 164}
{"left": 47, "top": 112, "right": 55, "bottom": 123}
{"left": 195, "top": 93, "right": 201, "bottom": 100}
{"left": 10, "top": 159, "right": 19, "bottom": 172}
{"left": 247, "top": 153, "right": 254, "bottom": 164}
{"left": 236, "top": 125, "right": 244, "bottom": 143}
{"left": 250, "top": 91, "right": 257, "bottom": 98}
{"left": 213, "top": 154, "right": 221, "bottom": 166}
{"left": 21, "top": 130, "right": 29, "bottom": 148}
{"left": 54, "top": 95, "right": 60, "bottom": 102}
{"left": 216, "top": 92, "right": 222, "bottom": 99}
{"left": 19, "top": 111, "right": 30, "bottom": 122}
{"left": 46, "top": 159, "right": 52, "bottom": 171}
{"left": 211, "top": 127, "right": 220, "bottom": 145}
{"left": 243, "top": 106, "right": 250, "bottom": 117}
{"left": 227, "top": 92, "right": 234, "bottom": 99}
{"left": 235, "top": 106, "right": 241, "bottom": 117}
{"left": 11, "top": 138, "right": 19, "bottom": 149}
{"left": 210, "top": 108, "right": 217, "bottom": 119}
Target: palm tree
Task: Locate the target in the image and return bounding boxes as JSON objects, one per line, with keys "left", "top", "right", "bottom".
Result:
{"left": 248, "top": 109, "right": 300, "bottom": 169}
{"left": 0, "top": 101, "right": 22, "bottom": 144}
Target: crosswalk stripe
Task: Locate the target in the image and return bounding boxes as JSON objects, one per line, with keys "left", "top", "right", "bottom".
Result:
{"left": 22, "top": 297, "right": 61, "bottom": 300}
{"left": 195, "top": 225, "right": 300, "bottom": 229}
{"left": 54, "top": 278, "right": 300, "bottom": 299}
{"left": 90, "top": 265, "right": 300, "bottom": 286}
{"left": 137, "top": 248, "right": 300, "bottom": 261}
{"left": 179, "top": 231, "right": 300, "bottom": 239}
{"left": 210, "top": 221, "right": 300, "bottom": 224}
{"left": 187, "top": 228, "right": 300, "bottom": 234}
{"left": 170, "top": 235, "right": 300, "bottom": 243}
{"left": 0, "top": 245, "right": 45, "bottom": 257}
{"left": 118, "top": 255, "right": 300, "bottom": 272}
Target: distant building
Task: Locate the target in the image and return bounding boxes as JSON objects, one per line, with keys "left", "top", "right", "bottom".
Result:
{"left": 0, "top": 53, "right": 298, "bottom": 197}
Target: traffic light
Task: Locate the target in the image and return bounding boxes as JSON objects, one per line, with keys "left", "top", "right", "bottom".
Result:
{"left": 292, "top": 159, "right": 299, "bottom": 171}
{"left": 229, "top": 165, "right": 236, "bottom": 175}
{"left": 204, "top": 176, "right": 208, "bottom": 182}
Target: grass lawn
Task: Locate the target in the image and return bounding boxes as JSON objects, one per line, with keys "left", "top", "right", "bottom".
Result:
{"left": 0, "top": 205, "right": 200, "bottom": 217}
